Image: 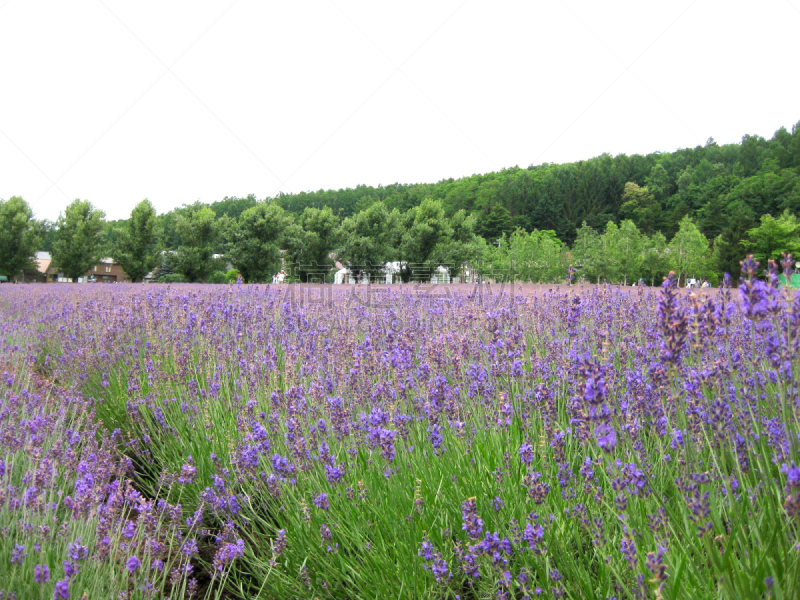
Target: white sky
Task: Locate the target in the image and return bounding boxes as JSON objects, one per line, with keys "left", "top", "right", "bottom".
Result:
{"left": 1, "top": 0, "right": 799, "bottom": 222}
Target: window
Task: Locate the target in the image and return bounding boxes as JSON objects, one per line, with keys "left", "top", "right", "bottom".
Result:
{"left": 94, "top": 265, "right": 97, "bottom": 271}
{"left": 105, "top": 266, "right": 111, "bottom": 273}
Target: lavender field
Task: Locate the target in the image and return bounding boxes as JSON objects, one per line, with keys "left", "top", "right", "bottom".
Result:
{"left": 2, "top": 269, "right": 800, "bottom": 600}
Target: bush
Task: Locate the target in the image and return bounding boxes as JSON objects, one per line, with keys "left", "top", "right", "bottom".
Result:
{"left": 159, "top": 273, "right": 186, "bottom": 283}
{"left": 225, "top": 269, "right": 240, "bottom": 283}
{"left": 206, "top": 271, "right": 228, "bottom": 284}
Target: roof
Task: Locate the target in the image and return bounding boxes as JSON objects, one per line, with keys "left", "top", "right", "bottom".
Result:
{"left": 35, "top": 256, "right": 51, "bottom": 274}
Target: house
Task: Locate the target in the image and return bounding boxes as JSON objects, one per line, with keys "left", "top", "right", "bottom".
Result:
{"left": 21, "top": 252, "right": 131, "bottom": 283}
{"left": 85, "top": 259, "right": 131, "bottom": 283}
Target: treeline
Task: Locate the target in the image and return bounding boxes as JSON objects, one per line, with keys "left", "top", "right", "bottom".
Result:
{"left": 483, "top": 211, "right": 799, "bottom": 287}
{"left": 271, "top": 123, "right": 800, "bottom": 243}
{"left": 2, "top": 120, "right": 799, "bottom": 284}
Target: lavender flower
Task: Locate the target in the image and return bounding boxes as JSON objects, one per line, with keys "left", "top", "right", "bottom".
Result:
{"left": 519, "top": 443, "right": 535, "bottom": 465}
{"left": 314, "top": 492, "right": 330, "bottom": 511}
{"left": 595, "top": 423, "right": 617, "bottom": 453}
{"left": 10, "top": 544, "right": 26, "bottom": 565}
{"left": 54, "top": 579, "right": 70, "bottom": 599}
{"left": 126, "top": 555, "right": 141, "bottom": 573}
{"left": 461, "top": 497, "right": 484, "bottom": 539}
{"left": 273, "top": 529, "right": 287, "bottom": 556}
{"left": 213, "top": 539, "right": 245, "bottom": 572}
{"left": 35, "top": 563, "right": 51, "bottom": 583}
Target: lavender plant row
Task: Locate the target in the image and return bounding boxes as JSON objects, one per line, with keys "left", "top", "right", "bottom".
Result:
{"left": 1, "top": 271, "right": 799, "bottom": 600}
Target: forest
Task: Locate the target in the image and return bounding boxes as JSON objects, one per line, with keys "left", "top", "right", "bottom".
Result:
{"left": 3, "top": 120, "right": 799, "bottom": 285}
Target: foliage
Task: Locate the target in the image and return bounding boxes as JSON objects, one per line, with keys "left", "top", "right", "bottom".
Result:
{"left": 210, "top": 194, "right": 259, "bottom": 220}
{"left": 430, "top": 209, "right": 484, "bottom": 278}
{"left": 0, "top": 196, "right": 42, "bottom": 278}
{"left": 667, "top": 215, "right": 712, "bottom": 285}
{"left": 206, "top": 271, "right": 228, "bottom": 284}
{"left": 640, "top": 231, "right": 669, "bottom": 286}
{"left": 175, "top": 202, "right": 217, "bottom": 283}
{"left": 603, "top": 219, "right": 646, "bottom": 285}
{"left": 619, "top": 182, "right": 664, "bottom": 235}
{"left": 742, "top": 210, "right": 800, "bottom": 266}
{"left": 112, "top": 199, "right": 161, "bottom": 282}
{"left": 501, "top": 228, "right": 566, "bottom": 283}
{"left": 226, "top": 202, "right": 294, "bottom": 283}
{"left": 292, "top": 206, "right": 339, "bottom": 282}
{"left": 51, "top": 199, "right": 106, "bottom": 280}
{"left": 571, "top": 221, "right": 601, "bottom": 282}
{"left": 27, "top": 119, "right": 800, "bottom": 286}
{"left": 336, "top": 201, "right": 402, "bottom": 276}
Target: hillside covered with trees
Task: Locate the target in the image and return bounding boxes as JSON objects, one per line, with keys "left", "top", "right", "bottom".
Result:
{"left": 3, "top": 120, "right": 799, "bottom": 285}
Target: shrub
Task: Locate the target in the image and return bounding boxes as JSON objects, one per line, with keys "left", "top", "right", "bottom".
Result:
{"left": 206, "top": 271, "right": 227, "bottom": 284}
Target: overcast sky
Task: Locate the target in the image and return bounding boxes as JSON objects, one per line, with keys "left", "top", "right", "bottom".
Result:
{"left": 1, "top": 0, "right": 798, "bottom": 222}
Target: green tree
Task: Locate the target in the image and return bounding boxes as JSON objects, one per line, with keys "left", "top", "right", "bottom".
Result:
{"left": 646, "top": 163, "right": 672, "bottom": 203}
{"left": 227, "top": 202, "right": 294, "bottom": 283}
{"left": 0, "top": 196, "right": 42, "bottom": 279}
{"left": 399, "top": 199, "right": 453, "bottom": 280}
{"left": 603, "top": 219, "right": 645, "bottom": 285}
{"left": 209, "top": 194, "right": 259, "bottom": 220}
{"left": 742, "top": 210, "right": 800, "bottom": 266}
{"left": 175, "top": 202, "right": 217, "bottom": 283}
{"left": 431, "top": 209, "right": 483, "bottom": 279}
{"left": 507, "top": 229, "right": 566, "bottom": 283}
{"left": 293, "top": 206, "right": 339, "bottom": 282}
{"left": 483, "top": 234, "right": 510, "bottom": 281}
{"left": 157, "top": 210, "right": 181, "bottom": 250}
{"left": 52, "top": 199, "right": 106, "bottom": 281}
{"left": 476, "top": 204, "right": 513, "bottom": 241}
{"left": 39, "top": 219, "right": 57, "bottom": 252}
{"left": 711, "top": 201, "right": 756, "bottom": 279}
{"left": 619, "top": 182, "right": 664, "bottom": 235}
{"left": 337, "top": 202, "right": 401, "bottom": 277}
{"left": 641, "top": 231, "right": 670, "bottom": 286}
{"left": 667, "top": 215, "right": 712, "bottom": 286}
{"left": 112, "top": 199, "right": 161, "bottom": 282}
{"left": 571, "top": 221, "right": 601, "bottom": 282}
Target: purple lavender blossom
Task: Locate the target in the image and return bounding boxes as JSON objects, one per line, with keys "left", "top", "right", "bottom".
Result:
{"left": 126, "top": 555, "right": 141, "bottom": 573}
{"left": 273, "top": 529, "right": 287, "bottom": 556}
{"left": 320, "top": 524, "right": 332, "bottom": 541}
{"left": 35, "top": 564, "right": 51, "bottom": 583}
{"left": 314, "top": 492, "right": 330, "bottom": 511}
{"left": 10, "top": 544, "right": 26, "bottom": 565}
{"left": 54, "top": 579, "right": 70, "bottom": 599}
{"left": 595, "top": 423, "right": 617, "bottom": 453}
{"left": 519, "top": 443, "right": 535, "bottom": 465}
{"left": 461, "top": 497, "right": 484, "bottom": 539}
{"left": 213, "top": 539, "right": 245, "bottom": 572}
